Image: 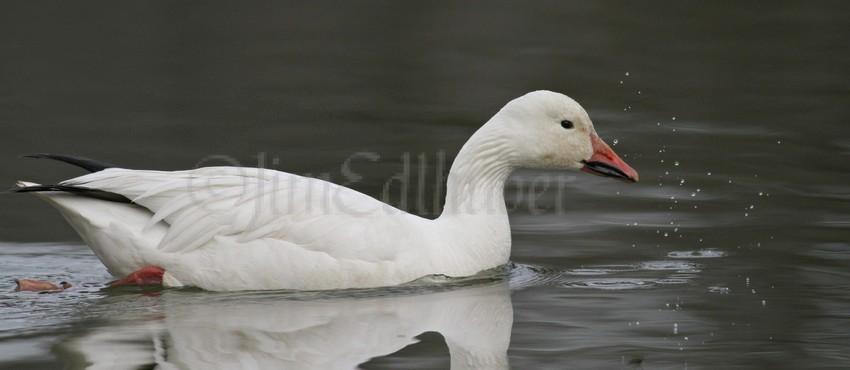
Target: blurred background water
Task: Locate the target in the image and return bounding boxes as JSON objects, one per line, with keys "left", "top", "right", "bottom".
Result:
{"left": 1, "top": 1, "right": 848, "bottom": 369}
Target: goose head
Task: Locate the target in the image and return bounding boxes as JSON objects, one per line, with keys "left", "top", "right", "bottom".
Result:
{"left": 493, "top": 90, "right": 639, "bottom": 182}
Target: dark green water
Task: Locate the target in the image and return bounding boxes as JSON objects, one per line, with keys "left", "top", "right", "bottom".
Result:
{"left": 1, "top": 1, "right": 848, "bottom": 369}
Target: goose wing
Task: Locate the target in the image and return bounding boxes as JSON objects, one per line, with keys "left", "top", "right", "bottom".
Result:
{"left": 65, "top": 167, "right": 421, "bottom": 261}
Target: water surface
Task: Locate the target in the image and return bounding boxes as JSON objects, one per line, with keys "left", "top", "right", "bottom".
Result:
{"left": 1, "top": 1, "right": 848, "bottom": 369}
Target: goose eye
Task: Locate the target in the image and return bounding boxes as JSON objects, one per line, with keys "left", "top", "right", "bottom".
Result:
{"left": 560, "top": 120, "right": 574, "bottom": 129}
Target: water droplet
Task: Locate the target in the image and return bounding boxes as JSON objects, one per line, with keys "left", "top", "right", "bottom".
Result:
{"left": 679, "top": 179, "right": 685, "bottom": 185}
{"left": 625, "top": 72, "right": 630, "bottom": 76}
{"left": 707, "top": 172, "right": 712, "bottom": 176}
{"left": 690, "top": 192, "right": 696, "bottom": 197}
{"left": 613, "top": 139, "right": 619, "bottom": 145}
{"left": 664, "top": 232, "right": 669, "bottom": 237}
{"left": 674, "top": 161, "right": 679, "bottom": 166}
{"left": 619, "top": 80, "right": 624, "bottom": 84}
{"left": 674, "top": 323, "right": 678, "bottom": 334}
{"left": 672, "top": 116, "right": 677, "bottom": 121}
{"left": 777, "top": 140, "right": 781, "bottom": 144}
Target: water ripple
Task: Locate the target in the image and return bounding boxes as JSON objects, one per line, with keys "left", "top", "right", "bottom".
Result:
{"left": 637, "top": 260, "right": 702, "bottom": 272}
{"left": 667, "top": 249, "right": 727, "bottom": 259}
{"left": 508, "top": 259, "right": 705, "bottom": 292}
{"left": 560, "top": 278, "right": 656, "bottom": 290}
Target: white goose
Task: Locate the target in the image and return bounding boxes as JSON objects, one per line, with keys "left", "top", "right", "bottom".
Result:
{"left": 14, "top": 90, "right": 638, "bottom": 291}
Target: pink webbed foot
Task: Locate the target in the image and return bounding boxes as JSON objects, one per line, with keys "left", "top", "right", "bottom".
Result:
{"left": 15, "top": 279, "right": 71, "bottom": 292}
{"left": 108, "top": 266, "right": 165, "bottom": 288}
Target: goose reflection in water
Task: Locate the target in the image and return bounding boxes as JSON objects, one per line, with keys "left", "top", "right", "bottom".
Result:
{"left": 58, "top": 280, "right": 511, "bottom": 370}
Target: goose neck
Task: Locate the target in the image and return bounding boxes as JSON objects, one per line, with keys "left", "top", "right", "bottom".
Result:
{"left": 439, "top": 125, "right": 515, "bottom": 218}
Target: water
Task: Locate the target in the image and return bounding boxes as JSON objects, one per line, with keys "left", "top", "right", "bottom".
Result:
{"left": 1, "top": 1, "right": 849, "bottom": 368}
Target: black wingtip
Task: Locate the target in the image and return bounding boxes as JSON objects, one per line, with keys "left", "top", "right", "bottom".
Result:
{"left": 22, "top": 153, "right": 119, "bottom": 173}
{"left": 11, "top": 184, "right": 132, "bottom": 203}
